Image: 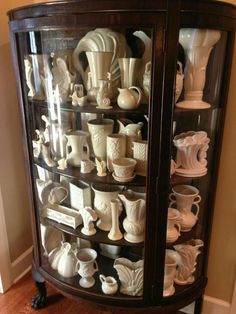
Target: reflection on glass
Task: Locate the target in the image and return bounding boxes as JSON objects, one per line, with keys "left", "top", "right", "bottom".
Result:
{"left": 20, "top": 27, "right": 153, "bottom": 297}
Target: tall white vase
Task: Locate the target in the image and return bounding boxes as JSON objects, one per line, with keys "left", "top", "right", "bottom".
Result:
{"left": 173, "top": 131, "right": 210, "bottom": 177}
{"left": 118, "top": 58, "right": 141, "bottom": 88}
{"left": 108, "top": 199, "right": 123, "bottom": 241}
{"left": 107, "top": 134, "right": 126, "bottom": 172}
{"left": 92, "top": 184, "right": 121, "bottom": 231}
{"left": 87, "top": 118, "right": 114, "bottom": 160}
{"left": 176, "top": 28, "right": 221, "bottom": 109}
{"left": 86, "top": 51, "right": 113, "bottom": 88}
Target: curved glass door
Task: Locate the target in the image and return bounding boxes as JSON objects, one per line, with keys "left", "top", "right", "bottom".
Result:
{"left": 165, "top": 28, "right": 228, "bottom": 298}
{"left": 16, "top": 24, "right": 157, "bottom": 303}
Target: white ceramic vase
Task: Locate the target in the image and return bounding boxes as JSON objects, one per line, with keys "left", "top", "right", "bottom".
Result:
{"left": 118, "top": 57, "right": 141, "bottom": 88}
{"left": 169, "top": 185, "right": 201, "bottom": 232}
{"left": 166, "top": 208, "right": 181, "bottom": 243}
{"left": 113, "top": 257, "right": 144, "bottom": 296}
{"left": 92, "top": 184, "right": 122, "bottom": 231}
{"left": 108, "top": 199, "right": 123, "bottom": 241}
{"left": 173, "top": 239, "right": 204, "bottom": 285}
{"left": 77, "top": 248, "right": 98, "bottom": 288}
{"left": 176, "top": 28, "right": 221, "bottom": 109}
{"left": 57, "top": 242, "right": 79, "bottom": 278}
{"left": 65, "top": 130, "right": 90, "bottom": 167}
{"left": 164, "top": 250, "right": 177, "bottom": 297}
{"left": 132, "top": 140, "right": 148, "bottom": 176}
{"left": 87, "top": 118, "right": 114, "bottom": 159}
{"left": 79, "top": 206, "right": 97, "bottom": 236}
{"left": 173, "top": 131, "right": 210, "bottom": 177}
{"left": 106, "top": 133, "right": 126, "bottom": 172}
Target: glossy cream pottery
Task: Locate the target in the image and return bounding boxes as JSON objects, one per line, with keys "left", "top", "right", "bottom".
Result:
{"left": 99, "top": 274, "right": 118, "bottom": 295}
{"left": 117, "top": 86, "right": 142, "bottom": 110}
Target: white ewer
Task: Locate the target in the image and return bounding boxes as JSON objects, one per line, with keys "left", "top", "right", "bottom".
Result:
{"left": 173, "top": 131, "right": 210, "bottom": 177}
{"left": 87, "top": 118, "right": 114, "bottom": 159}
{"left": 118, "top": 190, "right": 146, "bottom": 243}
{"left": 176, "top": 28, "right": 221, "bottom": 109}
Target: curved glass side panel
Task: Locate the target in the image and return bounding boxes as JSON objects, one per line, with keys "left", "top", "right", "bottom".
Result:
{"left": 165, "top": 28, "right": 227, "bottom": 298}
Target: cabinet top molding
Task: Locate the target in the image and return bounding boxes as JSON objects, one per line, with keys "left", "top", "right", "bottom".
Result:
{"left": 7, "top": 0, "right": 236, "bottom": 22}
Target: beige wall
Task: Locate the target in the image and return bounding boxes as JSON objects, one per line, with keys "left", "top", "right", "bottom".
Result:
{"left": 0, "top": 0, "right": 236, "bottom": 303}
{"left": 206, "top": 0, "right": 236, "bottom": 303}
{"left": 0, "top": 0, "right": 34, "bottom": 262}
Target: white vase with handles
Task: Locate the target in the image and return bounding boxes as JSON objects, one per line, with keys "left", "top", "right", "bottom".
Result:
{"left": 65, "top": 130, "right": 90, "bottom": 167}
{"left": 169, "top": 184, "right": 201, "bottom": 232}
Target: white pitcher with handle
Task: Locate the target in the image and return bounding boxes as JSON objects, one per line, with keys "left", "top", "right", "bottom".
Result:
{"left": 117, "top": 86, "right": 142, "bottom": 110}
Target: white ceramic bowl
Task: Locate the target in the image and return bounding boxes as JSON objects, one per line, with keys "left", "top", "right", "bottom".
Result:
{"left": 112, "top": 158, "right": 137, "bottom": 178}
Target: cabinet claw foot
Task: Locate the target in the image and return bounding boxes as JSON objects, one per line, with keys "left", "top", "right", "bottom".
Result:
{"left": 31, "top": 281, "right": 47, "bottom": 309}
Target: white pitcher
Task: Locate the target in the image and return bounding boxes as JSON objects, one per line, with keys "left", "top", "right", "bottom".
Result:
{"left": 119, "top": 190, "right": 146, "bottom": 243}
{"left": 117, "top": 120, "right": 143, "bottom": 157}
{"left": 117, "top": 86, "right": 142, "bottom": 110}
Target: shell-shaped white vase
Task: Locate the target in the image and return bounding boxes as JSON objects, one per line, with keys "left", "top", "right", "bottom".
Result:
{"left": 113, "top": 257, "right": 144, "bottom": 296}
{"left": 173, "top": 239, "right": 204, "bottom": 285}
{"left": 173, "top": 131, "right": 210, "bottom": 177}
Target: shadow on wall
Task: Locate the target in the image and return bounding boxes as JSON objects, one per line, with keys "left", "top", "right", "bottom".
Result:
{"left": 0, "top": 41, "right": 32, "bottom": 262}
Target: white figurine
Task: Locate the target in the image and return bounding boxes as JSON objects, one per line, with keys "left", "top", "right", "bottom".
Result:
{"left": 80, "top": 207, "right": 97, "bottom": 236}
{"left": 95, "top": 157, "right": 107, "bottom": 177}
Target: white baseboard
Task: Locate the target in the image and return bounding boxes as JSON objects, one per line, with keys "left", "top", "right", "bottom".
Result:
{"left": 202, "top": 295, "right": 231, "bottom": 314}
{"left": 11, "top": 246, "right": 33, "bottom": 284}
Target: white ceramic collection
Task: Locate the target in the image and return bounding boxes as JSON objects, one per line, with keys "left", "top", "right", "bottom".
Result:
{"left": 34, "top": 28, "right": 212, "bottom": 299}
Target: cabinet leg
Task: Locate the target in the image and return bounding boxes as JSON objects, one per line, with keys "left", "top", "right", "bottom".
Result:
{"left": 31, "top": 266, "right": 47, "bottom": 309}
{"left": 194, "top": 295, "right": 203, "bottom": 314}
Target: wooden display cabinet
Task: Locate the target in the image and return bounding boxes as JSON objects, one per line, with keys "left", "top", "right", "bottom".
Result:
{"left": 8, "top": 1, "right": 236, "bottom": 313}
